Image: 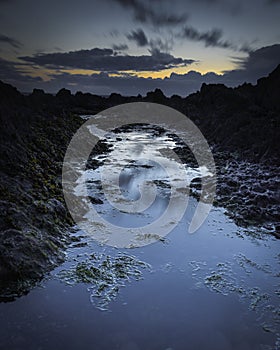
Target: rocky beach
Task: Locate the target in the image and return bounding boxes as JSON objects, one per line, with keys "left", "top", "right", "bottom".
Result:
{"left": 0, "top": 64, "right": 279, "bottom": 299}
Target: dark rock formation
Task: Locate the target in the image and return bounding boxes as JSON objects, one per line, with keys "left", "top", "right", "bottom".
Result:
{"left": 0, "top": 83, "right": 83, "bottom": 299}
{"left": 184, "top": 64, "right": 280, "bottom": 162}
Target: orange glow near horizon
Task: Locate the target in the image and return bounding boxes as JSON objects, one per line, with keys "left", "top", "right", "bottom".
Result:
{"left": 60, "top": 69, "right": 100, "bottom": 75}
{"left": 17, "top": 59, "right": 237, "bottom": 82}
{"left": 61, "top": 59, "right": 235, "bottom": 79}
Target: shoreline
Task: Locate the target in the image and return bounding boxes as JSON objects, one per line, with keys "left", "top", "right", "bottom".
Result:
{"left": 0, "top": 65, "right": 279, "bottom": 299}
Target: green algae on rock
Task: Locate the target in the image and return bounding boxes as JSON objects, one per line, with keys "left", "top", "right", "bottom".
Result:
{"left": 0, "top": 86, "right": 84, "bottom": 298}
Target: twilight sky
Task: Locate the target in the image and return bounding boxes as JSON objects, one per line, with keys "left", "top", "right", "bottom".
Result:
{"left": 0, "top": 0, "right": 279, "bottom": 96}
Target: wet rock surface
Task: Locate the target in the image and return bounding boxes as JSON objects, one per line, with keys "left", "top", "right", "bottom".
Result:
{"left": 0, "top": 64, "right": 279, "bottom": 299}
{"left": 186, "top": 150, "right": 280, "bottom": 236}
{"left": 0, "top": 84, "right": 83, "bottom": 299}
{"left": 213, "top": 154, "right": 279, "bottom": 235}
{"left": 86, "top": 122, "right": 280, "bottom": 237}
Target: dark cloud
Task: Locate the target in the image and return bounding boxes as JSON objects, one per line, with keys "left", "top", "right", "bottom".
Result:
{"left": 149, "top": 37, "right": 173, "bottom": 54}
{"left": 0, "top": 34, "right": 23, "bottom": 49}
{"left": 127, "top": 29, "right": 148, "bottom": 47}
{"left": 189, "top": 0, "right": 242, "bottom": 15}
{"left": 239, "top": 43, "right": 253, "bottom": 53}
{"left": 225, "top": 44, "right": 280, "bottom": 82}
{"left": 127, "top": 28, "right": 173, "bottom": 53}
{"left": 178, "top": 26, "right": 252, "bottom": 52}
{"left": 19, "top": 47, "right": 196, "bottom": 72}
{"left": 112, "top": 44, "right": 128, "bottom": 51}
{"left": 37, "top": 45, "right": 278, "bottom": 95}
{"left": 2, "top": 44, "right": 279, "bottom": 97}
{"left": 113, "top": 0, "right": 188, "bottom": 26}
{"left": 178, "top": 26, "right": 233, "bottom": 49}
{"left": 0, "top": 57, "right": 41, "bottom": 83}
{"left": 0, "top": 58, "right": 21, "bottom": 80}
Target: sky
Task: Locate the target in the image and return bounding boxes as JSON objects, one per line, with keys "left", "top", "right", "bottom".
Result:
{"left": 0, "top": 0, "right": 279, "bottom": 96}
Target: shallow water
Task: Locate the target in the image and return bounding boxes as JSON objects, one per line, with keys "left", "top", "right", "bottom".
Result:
{"left": 0, "top": 126, "right": 279, "bottom": 350}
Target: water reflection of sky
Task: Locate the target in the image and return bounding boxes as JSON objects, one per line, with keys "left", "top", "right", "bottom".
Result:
{"left": 83, "top": 129, "right": 208, "bottom": 231}
{"left": 0, "top": 128, "right": 279, "bottom": 350}
{"left": 0, "top": 199, "right": 279, "bottom": 350}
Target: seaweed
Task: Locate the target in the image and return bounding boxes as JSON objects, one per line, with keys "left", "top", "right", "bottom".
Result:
{"left": 57, "top": 253, "right": 151, "bottom": 311}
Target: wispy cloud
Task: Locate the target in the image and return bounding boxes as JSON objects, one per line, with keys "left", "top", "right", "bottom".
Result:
{"left": 127, "top": 29, "right": 148, "bottom": 47}
{"left": 177, "top": 26, "right": 252, "bottom": 52}
{"left": 127, "top": 28, "right": 173, "bottom": 54}
{"left": 112, "top": 0, "right": 188, "bottom": 26}
{"left": 178, "top": 27, "right": 232, "bottom": 49}
{"left": 0, "top": 34, "right": 23, "bottom": 49}
{"left": 112, "top": 44, "right": 128, "bottom": 51}
{"left": 149, "top": 37, "right": 173, "bottom": 54}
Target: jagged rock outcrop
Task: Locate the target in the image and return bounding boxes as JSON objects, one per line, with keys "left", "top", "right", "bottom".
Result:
{"left": 184, "top": 64, "right": 280, "bottom": 162}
